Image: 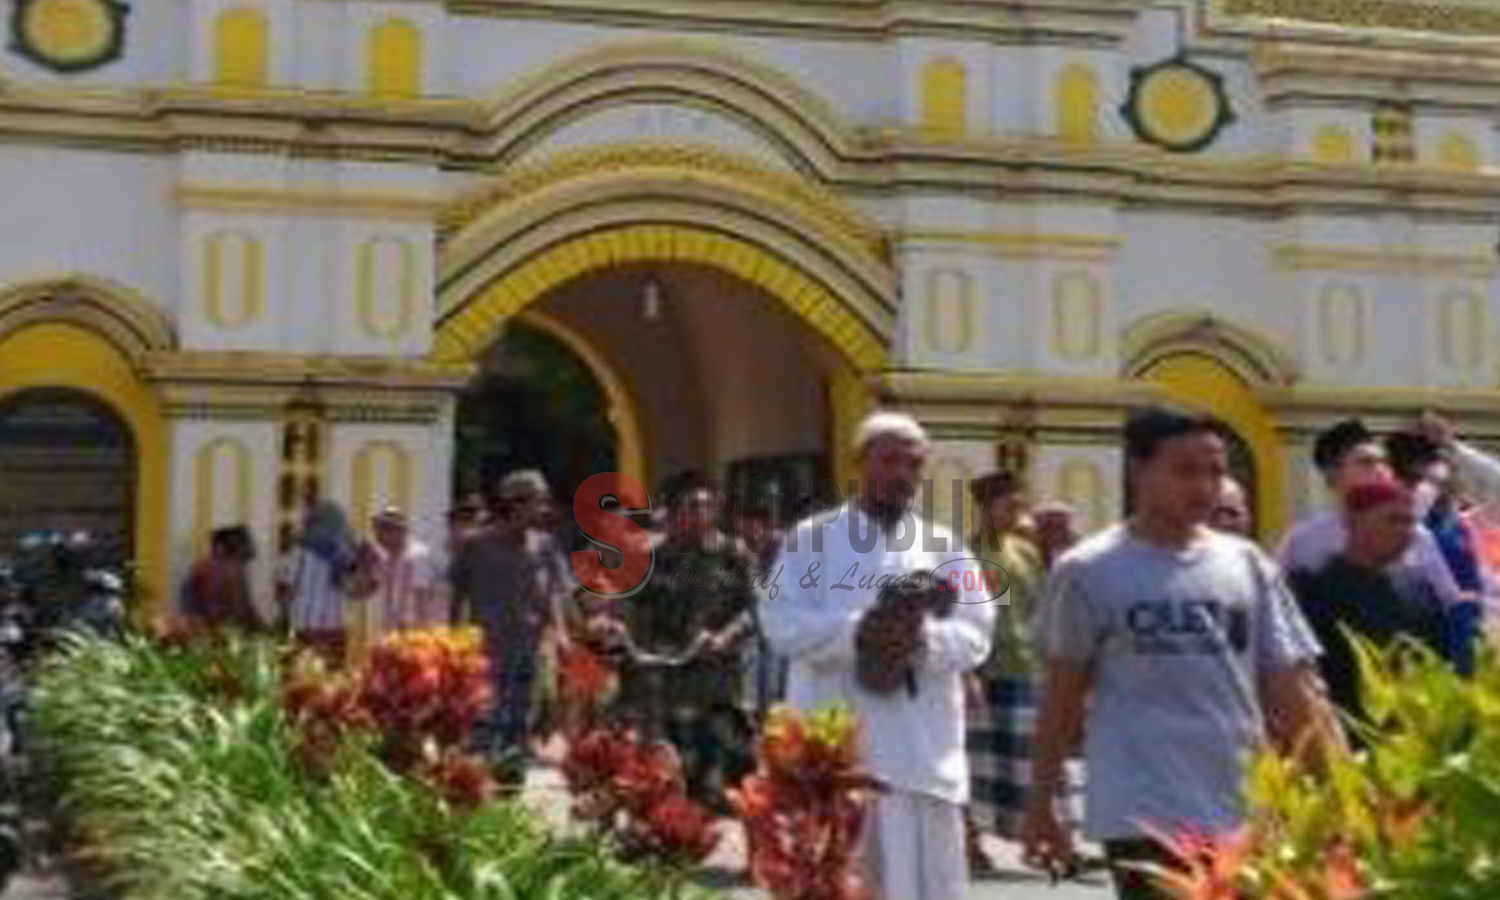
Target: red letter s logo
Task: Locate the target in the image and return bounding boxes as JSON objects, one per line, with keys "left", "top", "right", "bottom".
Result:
{"left": 571, "top": 473, "right": 653, "bottom": 596}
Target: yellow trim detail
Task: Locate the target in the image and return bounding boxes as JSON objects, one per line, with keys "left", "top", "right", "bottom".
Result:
{"left": 829, "top": 364, "right": 872, "bottom": 489}
{"left": 192, "top": 437, "right": 252, "bottom": 552}
{"left": 214, "top": 6, "right": 269, "bottom": 91}
{"left": 204, "top": 230, "right": 265, "bottom": 330}
{"left": 1140, "top": 354, "right": 1287, "bottom": 538}
{"left": 436, "top": 223, "right": 886, "bottom": 373}
{"left": 1317, "top": 283, "right": 1368, "bottom": 368}
{"left": 516, "top": 310, "right": 648, "bottom": 491}
{"left": 1056, "top": 64, "right": 1100, "bottom": 145}
{"left": 1049, "top": 271, "right": 1105, "bottom": 362}
{"left": 1310, "top": 124, "right": 1357, "bottom": 164}
{"left": 356, "top": 237, "right": 418, "bottom": 341}
{"left": 1438, "top": 288, "right": 1486, "bottom": 371}
{"left": 352, "top": 440, "right": 412, "bottom": 531}
{"left": 367, "top": 18, "right": 422, "bottom": 101}
{"left": 0, "top": 323, "right": 169, "bottom": 616}
{"left": 920, "top": 56, "right": 968, "bottom": 138}
{"left": 1437, "top": 131, "right": 1482, "bottom": 171}
{"left": 1136, "top": 66, "right": 1218, "bottom": 148}
{"left": 21, "top": 0, "right": 114, "bottom": 66}
{"left": 0, "top": 274, "right": 176, "bottom": 363}
{"left": 1058, "top": 459, "right": 1106, "bottom": 533}
{"left": 924, "top": 268, "right": 975, "bottom": 355}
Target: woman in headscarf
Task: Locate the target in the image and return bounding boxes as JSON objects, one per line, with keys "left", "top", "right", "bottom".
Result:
{"left": 276, "top": 501, "right": 373, "bottom": 665}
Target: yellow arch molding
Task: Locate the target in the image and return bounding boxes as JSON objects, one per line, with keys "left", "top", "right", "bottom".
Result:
{"left": 471, "top": 38, "right": 859, "bottom": 172}
{"left": 515, "top": 310, "right": 648, "bottom": 490}
{"left": 0, "top": 274, "right": 176, "bottom": 363}
{"left": 1122, "top": 310, "right": 1298, "bottom": 387}
{"left": 1140, "top": 353, "right": 1287, "bottom": 538}
{"left": 436, "top": 224, "right": 884, "bottom": 373}
{"left": 436, "top": 224, "right": 884, "bottom": 486}
{"left": 0, "top": 323, "right": 169, "bottom": 615}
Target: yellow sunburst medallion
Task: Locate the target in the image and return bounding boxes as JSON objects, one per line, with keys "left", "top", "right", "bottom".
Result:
{"left": 12, "top": 0, "right": 128, "bottom": 73}
{"left": 1123, "top": 57, "right": 1235, "bottom": 154}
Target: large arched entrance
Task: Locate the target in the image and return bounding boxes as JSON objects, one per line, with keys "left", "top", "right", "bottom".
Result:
{"left": 450, "top": 261, "right": 865, "bottom": 527}
{"left": 0, "top": 388, "right": 136, "bottom": 560}
{"left": 437, "top": 155, "right": 895, "bottom": 522}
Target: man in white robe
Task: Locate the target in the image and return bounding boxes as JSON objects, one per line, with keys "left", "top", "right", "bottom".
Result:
{"left": 760, "top": 412, "right": 995, "bottom": 900}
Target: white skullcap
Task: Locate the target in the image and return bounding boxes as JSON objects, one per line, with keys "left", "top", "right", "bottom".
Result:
{"left": 855, "top": 411, "right": 930, "bottom": 453}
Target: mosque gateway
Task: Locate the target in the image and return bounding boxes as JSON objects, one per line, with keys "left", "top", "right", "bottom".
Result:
{"left": 0, "top": 0, "right": 1496, "bottom": 609}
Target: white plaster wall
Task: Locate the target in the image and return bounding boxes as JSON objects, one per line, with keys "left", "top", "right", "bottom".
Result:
{"left": 918, "top": 439, "right": 993, "bottom": 549}
{"left": 0, "top": 146, "right": 178, "bottom": 316}
{"left": 517, "top": 104, "right": 798, "bottom": 171}
{"left": 167, "top": 419, "right": 281, "bottom": 619}
{"left": 1031, "top": 444, "right": 1123, "bottom": 535}
{"left": 443, "top": 21, "right": 894, "bottom": 128}
{"left": 1116, "top": 212, "right": 1294, "bottom": 362}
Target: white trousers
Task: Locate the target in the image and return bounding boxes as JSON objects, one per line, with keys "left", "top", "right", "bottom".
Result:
{"left": 861, "top": 790, "right": 968, "bottom": 900}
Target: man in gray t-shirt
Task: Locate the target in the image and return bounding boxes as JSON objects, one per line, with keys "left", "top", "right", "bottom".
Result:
{"left": 1022, "top": 410, "right": 1341, "bottom": 900}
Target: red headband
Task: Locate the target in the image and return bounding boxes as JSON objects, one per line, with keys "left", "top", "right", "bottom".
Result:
{"left": 1344, "top": 479, "right": 1408, "bottom": 516}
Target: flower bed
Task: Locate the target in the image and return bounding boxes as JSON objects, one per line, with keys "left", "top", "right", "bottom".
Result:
{"left": 28, "top": 632, "right": 714, "bottom": 900}
{"left": 1156, "top": 642, "right": 1500, "bottom": 900}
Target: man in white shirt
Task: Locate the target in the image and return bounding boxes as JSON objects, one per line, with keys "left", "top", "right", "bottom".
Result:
{"left": 371, "top": 507, "right": 445, "bottom": 634}
{"left": 1278, "top": 419, "right": 1463, "bottom": 607}
{"left": 760, "top": 412, "right": 995, "bottom": 900}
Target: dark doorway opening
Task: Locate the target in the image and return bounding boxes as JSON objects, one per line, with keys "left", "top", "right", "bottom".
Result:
{"left": 0, "top": 389, "right": 136, "bottom": 563}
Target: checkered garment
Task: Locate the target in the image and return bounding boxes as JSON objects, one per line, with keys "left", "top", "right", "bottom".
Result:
{"left": 967, "top": 674, "right": 1084, "bottom": 838}
{"left": 966, "top": 674, "right": 1039, "bottom": 837}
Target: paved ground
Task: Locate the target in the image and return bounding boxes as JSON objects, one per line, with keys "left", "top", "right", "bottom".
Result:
{"left": 520, "top": 763, "right": 1113, "bottom": 900}
{"left": 2, "top": 763, "right": 1113, "bottom": 900}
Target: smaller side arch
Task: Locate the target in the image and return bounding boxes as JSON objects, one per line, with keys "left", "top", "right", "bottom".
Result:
{"left": 0, "top": 275, "right": 177, "bottom": 369}
{"left": 1121, "top": 310, "right": 1298, "bottom": 387}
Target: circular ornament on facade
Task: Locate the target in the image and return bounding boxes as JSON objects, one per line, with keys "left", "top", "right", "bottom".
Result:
{"left": 1122, "top": 56, "right": 1234, "bottom": 153}
{"left": 11, "top": 0, "right": 128, "bottom": 73}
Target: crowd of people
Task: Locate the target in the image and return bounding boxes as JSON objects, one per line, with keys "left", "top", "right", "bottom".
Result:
{"left": 176, "top": 405, "right": 1500, "bottom": 900}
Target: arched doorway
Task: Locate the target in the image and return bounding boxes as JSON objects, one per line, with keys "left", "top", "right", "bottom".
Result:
{"left": 1137, "top": 353, "right": 1285, "bottom": 539}
{"left": 455, "top": 317, "right": 621, "bottom": 519}
{"left": 450, "top": 262, "right": 855, "bottom": 530}
{"left": 0, "top": 388, "right": 137, "bottom": 562}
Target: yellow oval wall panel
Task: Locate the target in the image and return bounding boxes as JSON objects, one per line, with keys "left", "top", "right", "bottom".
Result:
{"left": 920, "top": 56, "right": 968, "bottom": 137}
{"left": 351, "top": 441, "right": 412, "bottom": 528}
{"left": 357, "top": 237, "right": 418, "bottom": 341}
{"left": 1058, "top": 459, "right": 1105, "bottom": 531}
{"left": 366, "top": 18, "right": 422, "bottom": 101}
{"left": 1317, "top": 283, "right": 1368, "bottom": 368}
{"left": 192, "top": 437, "right": 252, "bottom": 549}
{"left": 203, "top": 230, "right": 265, "bottom": 329}
{"left": 1437, "top": 131, "right": 1482, "bottom": 171}
{"left": 1437, "top": 288, "right": 1487, "bottom": 371}
{"left": 214, "top": 6, "right": 269, "bottom": 90}
{"left": 1049, "top": 271, "right": 1105, "bottom": 361}
{"left": 1056, "top": 64, "right": 1100, "bottom": 144}
{"left": 924, "top": 267, "right": 975, "bottom": 354}
{"left": 1310, "top": 124, "right": 1357, "bottom": 164}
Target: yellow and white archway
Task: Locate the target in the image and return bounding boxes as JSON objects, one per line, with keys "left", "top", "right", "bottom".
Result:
{"left": 435, "top": 146, "right": 895, "bottom": 487}
{"left": 0, "top": 276, "right": 173, "bottom": 606}
{"left": 1124, "top": 311, "right": 1299, "bottom": 537}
